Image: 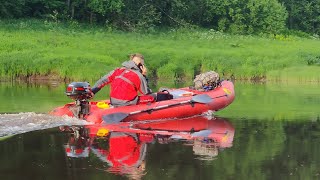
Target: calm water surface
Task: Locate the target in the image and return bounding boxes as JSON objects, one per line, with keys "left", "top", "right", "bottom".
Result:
{"left": 0, "top": 81, "right": 319, "bottom": 180}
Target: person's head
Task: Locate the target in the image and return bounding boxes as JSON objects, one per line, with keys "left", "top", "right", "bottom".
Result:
{"left": 130, "top": 53, "right": 145, "bottom": 66}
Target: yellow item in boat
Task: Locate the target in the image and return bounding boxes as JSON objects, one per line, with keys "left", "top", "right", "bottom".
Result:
{"left": 97, "top": 102, "right": 110, "bottom": 109}
{"left": 97, "top": 128, "right": 109, "bottom": 136}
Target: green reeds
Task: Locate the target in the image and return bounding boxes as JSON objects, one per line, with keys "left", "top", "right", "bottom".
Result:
{"left": 1, "top": 19, "right": 320, "bottom": 83}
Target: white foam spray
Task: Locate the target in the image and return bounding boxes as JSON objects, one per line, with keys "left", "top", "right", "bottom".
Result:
{"left": 0, "top": 112, "right": 91, "bottom": 137}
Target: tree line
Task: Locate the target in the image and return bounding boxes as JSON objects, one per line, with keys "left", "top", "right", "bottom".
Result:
{"left": 0, "top": 0, "right": 319, "bottom": 35}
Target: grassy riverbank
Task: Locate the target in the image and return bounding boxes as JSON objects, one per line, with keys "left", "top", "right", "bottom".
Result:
{"left": 0, "top": 19, "right": 320, "bottom": 83}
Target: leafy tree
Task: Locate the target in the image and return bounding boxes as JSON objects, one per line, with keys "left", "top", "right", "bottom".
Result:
{"left": 88, "top": 0, "right": 123, "bottom": 14}
{"left": 25, "top": 0, "right": 65, "bottom": 17}
{"left": 280, "top": 0, "right": 320, "bottom": 35}
{"left": 0, "top": 0, "right": 26, "bottom": 18}
{"left": 204, "top": 0, "right": 288, "bottom": 34}
{"left": 0, "top": 0, "right": 294, "bottom": 35}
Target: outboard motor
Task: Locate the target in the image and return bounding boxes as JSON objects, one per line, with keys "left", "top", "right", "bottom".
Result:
{"left": 65, "top": 82, "right": 92, "bottom": 118}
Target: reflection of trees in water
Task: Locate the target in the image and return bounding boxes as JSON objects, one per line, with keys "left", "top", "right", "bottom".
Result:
{"left": 145, "top": 137, "right": 229, "bottom": 179}
{"left": 208, "top": 119, "right": 320, "bottom": 179}
{"left": 266, "top": 120, "right": 320, "bottom": 179}
{"left": 209, "top": 120, "right": 287, "bottom": 179}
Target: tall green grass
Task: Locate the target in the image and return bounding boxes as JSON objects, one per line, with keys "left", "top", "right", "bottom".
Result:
{"left": 267, "top": 66, "right": 320, "bottom": 82}
{"left": 0, "top": 19, "right": 320, "bottom": 83}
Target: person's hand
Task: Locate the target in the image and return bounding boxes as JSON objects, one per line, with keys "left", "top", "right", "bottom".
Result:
{"left": 141, "top": 64, "right": 147, "bottom": 76}
{"left": 88, "top": 91, "right": 95, "bottom": 99}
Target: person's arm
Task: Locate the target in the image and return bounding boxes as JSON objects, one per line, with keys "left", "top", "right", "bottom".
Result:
{"left": 136, "top": 64, "right": 152, "bottom": 95}
{"left": 91, "top": 70, "right": 116, "bottom": 94}
{"left": 144, "top": 75, "right": 152, "bottom": 94}
{"left": 136, "top": 74, "right": 152, "bottom": 95}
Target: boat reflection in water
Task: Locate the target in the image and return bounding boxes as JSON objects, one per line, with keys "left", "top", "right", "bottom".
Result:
{"left": 60, "top": 115, "right": 235, "bottom": 179}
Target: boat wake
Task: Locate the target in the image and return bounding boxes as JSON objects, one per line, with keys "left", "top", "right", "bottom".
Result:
{"left": 0, "top": 112, "right": 91, "bottom": 137}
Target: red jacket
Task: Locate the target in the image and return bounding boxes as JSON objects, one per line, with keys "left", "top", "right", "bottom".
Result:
{"left": 92, "top": 61, "right": 150, "bottom": 106}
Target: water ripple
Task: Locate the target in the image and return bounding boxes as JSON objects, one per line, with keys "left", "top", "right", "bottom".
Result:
{"left": 0, "top": 112, "right": 91, "bottom": 137}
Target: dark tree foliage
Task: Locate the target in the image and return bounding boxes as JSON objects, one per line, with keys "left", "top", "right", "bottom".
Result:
{"left": 0, "top": 0, "right": 26, "bottom": 18}
{"left": 185, "top": 0, "right": 288, "bottom": 34}
{"left": 279, "top": 0, "right": 320, "bottom": 35}
{"left": 0, "top": 0, "right": 318, "bottom": 35}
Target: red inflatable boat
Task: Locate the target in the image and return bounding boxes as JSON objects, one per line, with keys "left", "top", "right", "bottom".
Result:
{"left": 50, "top": 80, "right": 235, "bottom": 124}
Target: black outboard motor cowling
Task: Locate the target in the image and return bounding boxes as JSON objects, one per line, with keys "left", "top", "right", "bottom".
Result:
{"left": 65, "top": 82, "right": 92, "bottom": 118}
{"left": 66, "top": 82, "right": 92, "bottom": 100}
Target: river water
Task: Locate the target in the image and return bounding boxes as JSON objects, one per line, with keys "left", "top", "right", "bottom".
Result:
{"left": 0, "top": 81, "right": 319, "bottom": 180}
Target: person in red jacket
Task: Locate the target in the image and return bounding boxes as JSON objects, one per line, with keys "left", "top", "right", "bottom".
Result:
{"left": 91, "top": 53, "right": 154, "bottom": 107}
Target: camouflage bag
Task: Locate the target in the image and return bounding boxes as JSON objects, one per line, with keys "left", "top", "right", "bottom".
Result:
{"left": 193, "top": 71, "right": 220, "bottom": 91}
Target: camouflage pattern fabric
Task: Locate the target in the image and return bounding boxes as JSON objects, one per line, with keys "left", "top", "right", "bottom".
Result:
{"left": 193, "top": 71, "right": 220, "bottom": 90}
